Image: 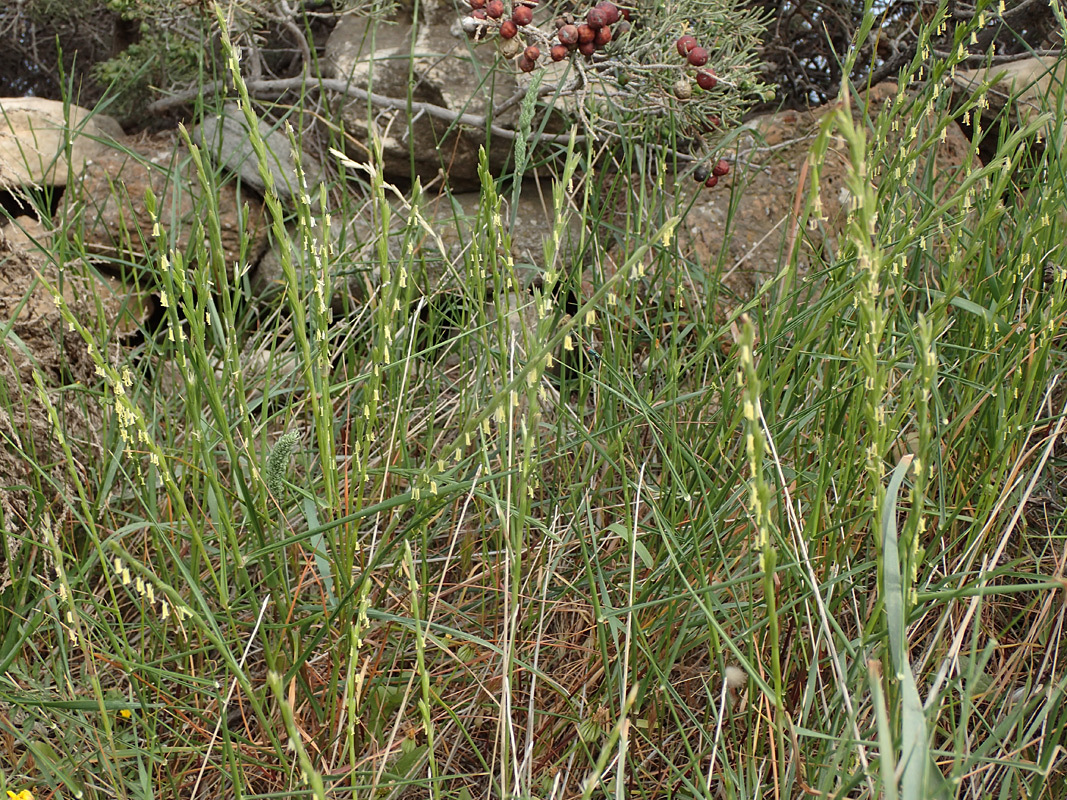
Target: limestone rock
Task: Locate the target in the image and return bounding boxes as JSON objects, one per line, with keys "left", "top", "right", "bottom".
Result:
{"left": 59, "top": 132, "right": 269, "bottom": 279}
{"left": 679, "top": 82, "right": 972, "bottom": 305}
{"left": 953, "top": 56, "right": 1066, "bottom": 127}
{"left": 324, "top": 12, "right": 520, "bottom": 188}
{"left": 0, "top": 97, "right": 124, "bottom": 189}
{"left": 1, "top": 215, "right": 154, "bottom": 337}
{"left": 0, "top": 234, "right": 109, "bottom": 532}
{"left": 951, "top": 56, "right": 1066, "bottom": 162}
{"left": 0, "top": 214, "right": 53, "bottom": 253}
{"left": 251, "top": 179, "right": 582, "bottom": 306}
{"left": 421, "top": 184, "right": 583, "bottom": 274}
{"left": 194, "top": 103, "right": 307, "bottom": 203}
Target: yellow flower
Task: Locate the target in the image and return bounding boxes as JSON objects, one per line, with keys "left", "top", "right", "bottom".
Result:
{"left": 7, "top": 790, "right": 34, "bottom": 800}
{"left": 120, "top": 709, "right": 132, "bottom": 719}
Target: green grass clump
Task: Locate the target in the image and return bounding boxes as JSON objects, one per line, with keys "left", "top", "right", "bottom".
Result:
{"left": 2, "top": 1, "right": 1067, "bottom": 798}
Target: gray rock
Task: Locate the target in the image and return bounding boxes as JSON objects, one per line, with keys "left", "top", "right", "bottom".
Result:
{"left": 952, "top": 56, "right": 1067, "bottom": 129}
{"left": 324, "top": 11, "right": 521, "bottom": 189}
{"left": 194, "top": 102, "right": 307, "bottom": 203}
{"left": 251, "top": 179, "right": 584, "bottom": 308}
{"left": 951, "top": 56, "right": 1067, "bottom": 162}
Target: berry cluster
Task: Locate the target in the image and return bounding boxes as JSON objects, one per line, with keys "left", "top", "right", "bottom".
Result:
{"left": 674, "top": 33, "right": 717, "bottom": 97}
{"left": 550, "top": 2, "right": 629, "bottom": 63}
{"left": 693, "top": 158, "right": 730, "bottom": 189}
{"left": 463, "top": 0, "right": 630, "bottom": 72}
{"left": 459, "top": 0, "right": 742, "bottom": 191}
{"left": 467, "top": 0, "right": 537, "bottom": 41}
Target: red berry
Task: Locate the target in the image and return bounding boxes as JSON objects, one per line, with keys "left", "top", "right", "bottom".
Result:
{"left": 486, "top": 0, "right": 504, "bottom": 17}
{"left": 577, "top": 23, "right": 595, "bottom": 43}
{"left": 596, "top": 2, "right": 620, "bottom": 24}
{"left": 676, "top": 35, "right": 697, "bottom": 56}
{"left": 518, "top": 55, "right": 536, "bottom": 72}
{"left": 712, "top": 159, "right": 730, "bottom": 177}
{"left": 620, "top": 6, "right": 630, "bottom": 20}
{"left": 550, "top": 44, "right": 569, "bottom": 61}
{"left": 704, "top": 175, "right": 718, "bottom": 188}
{"left": 707, "top": 115, "right": 721, "bottom": 129}
{"left": 687, "top": 46, "right": 709, "bottom": 66}
{"left": 696, "top": 69, "right": 717, "bottom": 90}
{"left": 469, "top": 0, "right": 486, "bottom": 7}
{"left": 512, "top": 5, "right": 533, "bottom": 25}
{"left": 586, "top": 7, "right": 606, "bottom": 28}
{"left": 577, "top": 40, "right": 596, "bottom": 56}
{"left": 558, "top": 23, "right": 579, "bottom": 45}
{"left": 524, "top": 44, "right": 540, "bottom": 61}
{"left": 594, "top": 25, "right": 611, "bottom": 46}
{"left": 471, "top": 8, "right": 487, "bottom": 18}
{"left": 500, "top": 19, "right": 518, "bottom": 37}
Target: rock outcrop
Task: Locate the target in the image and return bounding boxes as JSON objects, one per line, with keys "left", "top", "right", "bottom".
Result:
{"left": 951, "top": 56, "right": 1065, "bottom": 164}
{"left": 194, "top": 103, "right": 308, "bottom": 203}
{"left": 325, "top": 10, "right": 521, "bottom": 189}
{"left": 58, "top": 132, "right": 269, "bottom": 279}
{"left": 0, "top": 97, "right": 124, "bottom": 190}
{"left": 679, "top": 83, "right": 973, "bottom": 306}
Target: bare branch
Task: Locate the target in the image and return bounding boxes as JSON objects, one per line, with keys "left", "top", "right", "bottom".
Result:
{"left": 146, "top": 76, "right": 586, "bottom": 144}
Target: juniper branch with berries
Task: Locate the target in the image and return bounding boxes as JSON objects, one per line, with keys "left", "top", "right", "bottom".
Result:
{"left": 459, "top": 0, "right": 771, "bottom": 187}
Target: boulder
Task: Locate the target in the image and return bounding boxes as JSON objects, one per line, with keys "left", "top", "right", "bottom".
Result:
{"left": 0, "top": 97, "right": 124, "bottom": 189}
{"left": 678, "top": 83, "right": 973, "bottom": 305}
{"left": 0, "top": 214, "right": 53, "bottom": 253}
{"left": 951, "top": 56, "right": 1066, "bottom": 163}
{"left": 953, "top": 56, "right": 1066, "bottom": 126}
{"left": 251, "top": 179, "right": 583, "bottom": 306}
{"left": 421, "top": 184, "right": 584, "bottom": 274}
{"left": 194, "top": 102, "right": 308, "bottom": 203}
{"left": 324, "top": 11, "right": 520, "bottom": 188}
{"left": 58, "top": 132, "right": 269, "bottom": 279}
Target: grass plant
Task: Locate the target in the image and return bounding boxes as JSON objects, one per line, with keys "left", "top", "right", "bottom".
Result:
{"left": 1, "top": 0, "right": 1066, "bottom": 798}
